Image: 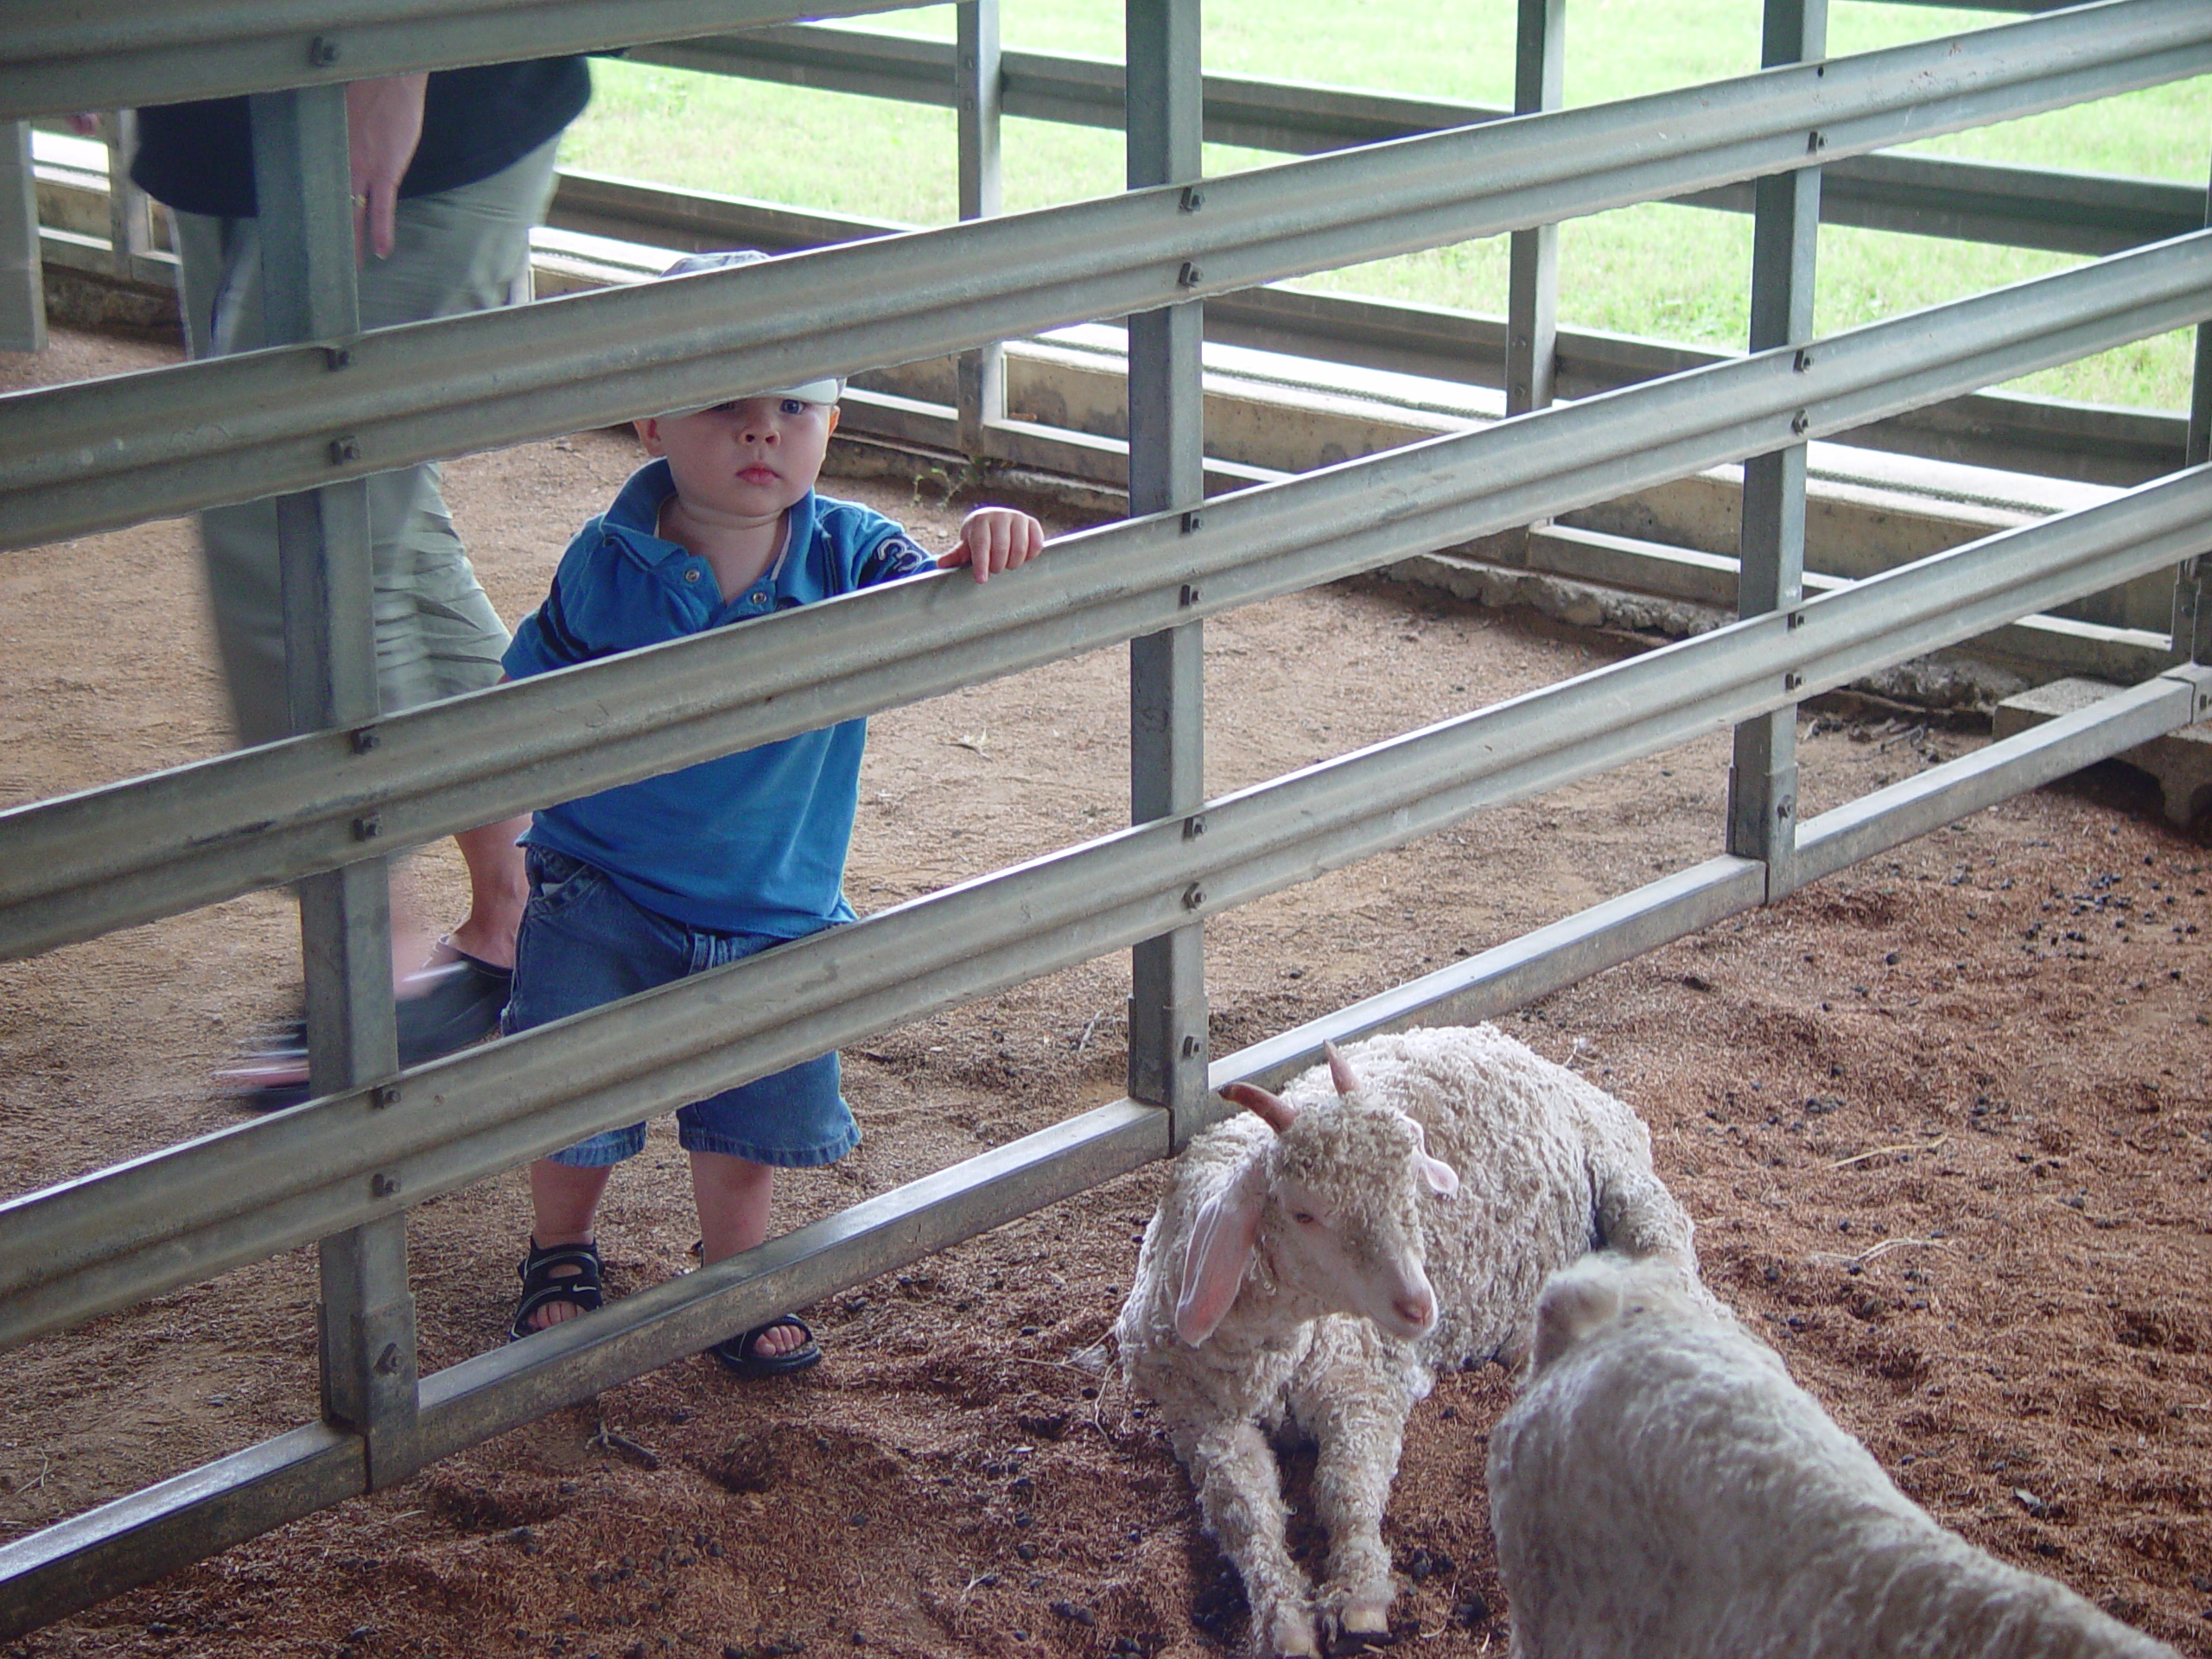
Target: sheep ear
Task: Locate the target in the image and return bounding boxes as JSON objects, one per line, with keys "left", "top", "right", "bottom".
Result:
{"left": 1175, "top": 1188, "right": 1264, "bottom": 1345}
{"left": 1222, "top": 1081, "right": 1295, "bottom": 1134}
{"left": 1530, "top": 1263, "right": 1624, "bottom": 1372}
{"left": 1323, "top": 1041, "right": 1359, "bottom": 1097}
{"left": 1418, "top": 1153, "right": 1460, "bottom": 1198}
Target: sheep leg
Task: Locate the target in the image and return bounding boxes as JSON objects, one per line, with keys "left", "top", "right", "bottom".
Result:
{"left": 1183, "top": 1417, "right": 1319, "bottom": 1658}
{"left": 1296, "top": 1382, "right": 1410, "bottom": 1639}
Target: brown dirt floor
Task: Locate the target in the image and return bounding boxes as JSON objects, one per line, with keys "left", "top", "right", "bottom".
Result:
{"left": 4, "top": 324, "right": 2212, "bottom": 1659}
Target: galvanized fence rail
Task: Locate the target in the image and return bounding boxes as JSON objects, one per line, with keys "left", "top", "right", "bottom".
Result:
{"left": 2, "top": 0, "right": 2209, "bottom": 1635}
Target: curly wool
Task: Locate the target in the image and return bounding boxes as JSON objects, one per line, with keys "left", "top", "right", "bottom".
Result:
{"left": 1116, "top": 1024, "right": 1699, "bottom": 1658}
{"left": 1490, "top": 1253, "right": 2179, "bottom": 1659}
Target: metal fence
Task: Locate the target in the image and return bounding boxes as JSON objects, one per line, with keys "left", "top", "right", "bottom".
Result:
{"left": 2, "top": 0, "right": 2209, "bottom": 1635}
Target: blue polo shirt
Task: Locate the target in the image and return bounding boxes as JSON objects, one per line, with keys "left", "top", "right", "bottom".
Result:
{"left": 505, "top": 460, "right": 935, "bottom": 934}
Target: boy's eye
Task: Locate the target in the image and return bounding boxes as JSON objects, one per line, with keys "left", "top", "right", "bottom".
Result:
{"left": 779, "top": 397, "right": 805, "bottom": 416}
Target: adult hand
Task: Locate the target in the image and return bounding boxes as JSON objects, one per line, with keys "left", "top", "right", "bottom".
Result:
{"left": 938, "top": 507, "right": 1046, "bottom": 584}
{"left": 345, "top": 73, "right": 427, "bottom": 262}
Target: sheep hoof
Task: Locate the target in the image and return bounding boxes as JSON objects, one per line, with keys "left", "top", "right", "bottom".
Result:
{"left": 1262, "top": 1611, "right": 1322, "bottom": 1658}
{"left": 1336, "top": 1597, "right": 1393, "bottom": 1640}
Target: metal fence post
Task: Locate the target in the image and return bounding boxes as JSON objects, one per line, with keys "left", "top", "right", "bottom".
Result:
{"left": 1727, "top": 0, "right": 1825, "bottom": 902}
{"left": 1124, "top": 0, "right": 1211, "bottom": 1146}
{"left": 0, "top": 119, "right": 41, "bottom": 353}
{"left": 1505, "top": 0, "right": 1563, "bottom": 422}
{"left": 2172, "top": 146, "right": 2212, "bottom": 663}
{"left": 246, "top": 85, "right": 419, "bottom": 1489}
{"left": 101, "top": 110, "right": 159, "bottom": 283}
{"left": 955, "top": 0, "right": 1005, "bottom": 459}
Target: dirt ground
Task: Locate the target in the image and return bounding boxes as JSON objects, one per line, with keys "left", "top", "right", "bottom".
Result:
{"left": 4, "top": 323, "right": 2212, "bottom": 1659}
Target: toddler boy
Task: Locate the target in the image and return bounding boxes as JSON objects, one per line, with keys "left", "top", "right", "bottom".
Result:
{"left": 505, "top": 251, "right": 1046, "bottom": 1374}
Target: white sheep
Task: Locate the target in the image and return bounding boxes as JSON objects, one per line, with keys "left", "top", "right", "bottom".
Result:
{"left": 1114, "top": 1023, "right": 1699, "bottom": 1658}
{"left": 1488, "top": 1251, "right": 2180, "bottom": 1659}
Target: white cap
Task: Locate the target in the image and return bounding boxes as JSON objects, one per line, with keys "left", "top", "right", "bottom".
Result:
{"left": 657, "top": 250, "right": 846, "bottom": 411}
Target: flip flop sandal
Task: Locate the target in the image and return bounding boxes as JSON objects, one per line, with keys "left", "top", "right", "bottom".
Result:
{"left": 218, "top": 948, "right": 510, "bottom": 1110}
{"left": 509, "top": 1239, "right": 604, "bottom": 1342}
{"left": 709, "top": 1313, "right": 822, "bottom": 1378}
{"left": 213, "top": 1058, "right": 313, "bottom": 1112}
{"left": 396, "top": 950, "right": 512, "bottom": 1065}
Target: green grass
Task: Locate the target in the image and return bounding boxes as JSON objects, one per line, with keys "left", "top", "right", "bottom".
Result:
{"left": 563, "top": 1, "right": 2209, "bottom": 412}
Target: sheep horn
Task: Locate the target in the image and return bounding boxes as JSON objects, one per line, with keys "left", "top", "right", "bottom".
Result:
{"left": 1324, "top": 1041, "right": 1359, "bottom": 1097}
{"left": 1222, "top": 1081, "right": 1296, "bottom": 1133}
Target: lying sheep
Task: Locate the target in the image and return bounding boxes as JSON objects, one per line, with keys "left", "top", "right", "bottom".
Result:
{"left": 1114, "top": 1023, "right": 1698, "bottom": 1658}
{"left": 1489, "top": 1251, "right": 2180, "bottom": 1659}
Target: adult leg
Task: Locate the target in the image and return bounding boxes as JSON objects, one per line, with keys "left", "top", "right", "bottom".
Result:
{"left": 182, "top": 143, "right": 556, "bottom": 1065}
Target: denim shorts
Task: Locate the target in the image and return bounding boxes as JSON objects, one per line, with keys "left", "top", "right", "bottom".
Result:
{"left": 505, "top": 846, "right": 859, "bottom": 1171}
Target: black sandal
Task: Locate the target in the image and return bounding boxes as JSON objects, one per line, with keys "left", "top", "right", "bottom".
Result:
{"left": 709, "top": 1313, "right": 822, "bottom": 1377}
{"left": 509, "top": 1239, "right": 603, "bottom": 1341}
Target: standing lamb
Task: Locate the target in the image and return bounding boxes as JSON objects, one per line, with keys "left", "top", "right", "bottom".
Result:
{"left": 1114, "top": 1023, "right": 1699, "bottom": 1658}
{"left": 1489, "top": 1250, "right": 2180, "bottom": 1659}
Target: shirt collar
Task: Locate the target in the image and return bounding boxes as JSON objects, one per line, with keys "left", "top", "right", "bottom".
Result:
{"left": 601, "top": 459, "right": 818, "bottom": 592}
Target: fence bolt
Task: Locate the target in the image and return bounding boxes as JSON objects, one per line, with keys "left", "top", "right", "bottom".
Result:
{"left": 371, "top": 1172, "right": 401, "bottom": 1199}
{"left": 1783, "top": 671, "right": 1803, "bottom": 691}
{"left": 349, "top": 725, "right": 380, "bottom": 754}
{"left": 308, "top": 35, "right": 340, "bottom": 67}
{"left": 1182, "top": 882, "right": 1205, "bottom": 911}
{"left": 323, "top": 345, "right": 353, "bottom": 371}
{"left": 1181, "top": 1033, "right": 1202, "bottom": 1058}
{"left": 1183, "top": 814, "right": 1206, "bottom": 839}
{"left": 1179, "top": 186, "right": 1205, "bottom": 213}
{"left": 1789, "top": 410, "right": 1810, "bottom": 436}
{"left": 1180, "top": 582, "right": 1202, "bottom": 607}
{"left": 329, "top": 435, "right": 360, "bottom": 464}
{"left": 1178, "top": 261, "right": 1204, "bottom": 288}
{"left": 1777, "top": 796, "right": 1796, "bottom": 822}
{"left": 372, "top": 1084, "right": 401, "bottom": 1109}
{"left": 373, "top": 1343, "right": 402, "bottom": 1376}
{"left": 353, "top": 812, "right": 382, "bottom": 841}
{"left": 1786, "top": 611, "right": 1805, "bottom": 631}
{"left": 1807, "top": 129, "right": 1826, "bottom": 152}
{"left": 1793, "top": 347, "right": 1814, "bottom": 372}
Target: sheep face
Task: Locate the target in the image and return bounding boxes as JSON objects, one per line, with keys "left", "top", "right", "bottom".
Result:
{"left": 1264, "top": 1102, "right": 1446, "bottom": 1342}
{"left": 1177, "top": 1052, "right": 1460, "bottom": 1349}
